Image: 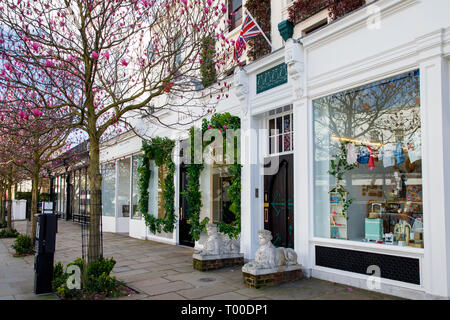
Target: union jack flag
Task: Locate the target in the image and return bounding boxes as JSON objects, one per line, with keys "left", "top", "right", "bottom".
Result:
{"left": 234, "top": 14, "right": 263, "bottom": 61}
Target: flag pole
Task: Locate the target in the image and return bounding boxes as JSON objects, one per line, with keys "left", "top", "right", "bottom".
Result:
{"left": 244, "top": 8, "right": 273, "bottom": 49}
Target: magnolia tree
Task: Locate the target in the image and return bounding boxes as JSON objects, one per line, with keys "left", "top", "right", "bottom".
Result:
{"left": 0, "top": 0, "right": 235, "bottom": 263}
{"left": 0, "top": 88, "right": 73, "bottom": 244}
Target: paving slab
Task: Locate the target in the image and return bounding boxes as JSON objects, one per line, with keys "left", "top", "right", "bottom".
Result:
{"left": 2, "top": 220, "right": 402, "bottom": 300}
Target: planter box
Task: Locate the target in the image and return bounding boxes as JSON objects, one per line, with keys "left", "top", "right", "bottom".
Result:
{"left": 242, "top": 265, "right": 303, "bottom": 289}
{"left": 193, "top": 253, "right": 244, "bottom": 272}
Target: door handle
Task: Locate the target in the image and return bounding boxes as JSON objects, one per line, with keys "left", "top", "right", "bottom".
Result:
{"left": 180, "top": 207, "right": 183, "bottom": 220}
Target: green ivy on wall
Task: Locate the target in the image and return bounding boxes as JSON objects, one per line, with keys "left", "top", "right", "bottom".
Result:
{"left": 138, "top": 137, "right": 176, "bottom": 234}
{"left": 193, "top": 112, "right": 242, "bottom": 239}
{"left": 184, "top": 127, "right": 208, "bottom": 241}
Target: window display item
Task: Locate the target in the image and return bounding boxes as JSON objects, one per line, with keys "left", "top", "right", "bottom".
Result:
{"left": 365, "top": 203, "right": 383, "bottom": 241}
{"left": 378, "top": 143, "right": 396, "bottom": 168}
{"left": 357, "top": 146, "right": 370, "bottom": 164}
{"left": 346, "top": 143, "right": 358, "bottom": 165}
{"left": 367, "top": 146, "right": 375, "bottom": 171}
{"left": 384, "top": 233, "right": 394, "bottom": 245}
{"left": 395, "top": 141, "right": 405, "bottom": 165}
{"left": 329, "top": 190, "right": 348, "bottom": 240}
{"left": 405, "top": 131, "right": 421, "bottom": 163}
{"left": 394, "top": 220, "right": 411, "bottom": 245}
{"left": 406, "top": 185, "right": 422, "bottom": 202}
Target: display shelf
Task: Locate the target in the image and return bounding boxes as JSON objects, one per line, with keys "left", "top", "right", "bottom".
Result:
{"left": 330, "top": 190, "right": 348, "bottom": 240}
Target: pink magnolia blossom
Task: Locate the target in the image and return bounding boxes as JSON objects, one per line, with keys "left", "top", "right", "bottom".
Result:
{"left": 91, "top": 51, "right": 99, "bottom": 59}
{"left": 121, "top": 58, "right": 128, "bottom": 66}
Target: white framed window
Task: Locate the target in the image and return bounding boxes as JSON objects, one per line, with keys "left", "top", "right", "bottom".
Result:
{"left": 267, "top": 105, "right": 294, "bottom": 155}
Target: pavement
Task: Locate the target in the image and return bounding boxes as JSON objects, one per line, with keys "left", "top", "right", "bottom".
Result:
{"left": 0, "top": 220, "right": 401, "bottom": 300}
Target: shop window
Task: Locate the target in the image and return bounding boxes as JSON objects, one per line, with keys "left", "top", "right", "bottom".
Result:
{"left": 118, "top": 158, "right": 131, "bottom": 218}
{"left": 268, "top": 108, "right": 294, "bottom": 155}
{"left": 101, "top": 163, "right": 116, "bottom": 217}
{"left": 73, "top": 170, "right": 80, "bottom": 216}
{"left": 131, "top": 155, "right": 141, "bottom": 219}
{"left": 157, "top": 164, "right": 169, "bottom": 219}
{"left": 229, "top": 0, "right": 243, "bottom": 31}
{"left": 313, "top": 70, "right": 423, "bottom": 249}
{"left": 80, "top": 168, "right": 87, "bottom": 215}
{"left": 212, "top": 165, "right": 234, "bottom": 224}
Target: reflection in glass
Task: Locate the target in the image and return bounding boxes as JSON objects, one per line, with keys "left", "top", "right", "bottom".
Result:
{"left": 131, "top": 155, "right": 141, "bottom": 219}
{"left": 313, "top": 70, "right": 423, "bottom": 248}
{"left": 101, "top": 163, "right": 116, "bottom": 216}
{"left": 118, "top": 158, "right": 131, "bottom": 218}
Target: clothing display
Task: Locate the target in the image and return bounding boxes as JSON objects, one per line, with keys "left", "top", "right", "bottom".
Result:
{"left": 357, "top": 146, "right": 370, "bottom": 164}
{"left": 346, "top": 143, "right": 358, "bottom": 165}
{"left": 405, "top": 131, "right": 422, "bottom": 163}
{"left": 395, "top": 141, "right": 405, "bottom": 166}
{"left": 367, "top": 146, "right": 375, "bottom": 171}
{"left": 378, "top": 143, "right": 396, "bottom": 168}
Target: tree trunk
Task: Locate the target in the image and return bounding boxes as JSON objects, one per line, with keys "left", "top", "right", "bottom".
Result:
{"left": 88, "top": 136, "right": 102, "bottom": 264}
{"left": 7, "top": 182, "right": 12, "bottom": 232}
{"left": 30, "top": 173, "right": 40, "bottom": 246}
{"left": 0, "top": 192, "right": 4, "bottom": 224}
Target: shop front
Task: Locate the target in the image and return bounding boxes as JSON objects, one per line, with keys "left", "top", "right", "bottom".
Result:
{"left": 237, "top": 0, "right": 450, "bottom": 299}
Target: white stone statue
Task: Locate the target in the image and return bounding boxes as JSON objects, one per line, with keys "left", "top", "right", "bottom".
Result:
{"left": 195, "top": 223, "right": 240, "bottom": 256}
{"left": 243, "top": 230, "right": 298, "bottom": 272}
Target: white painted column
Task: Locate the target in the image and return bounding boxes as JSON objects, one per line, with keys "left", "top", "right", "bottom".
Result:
{"left": 114, "top": 159, "right": 119, "bottom": 233}
{"left": 173, "top": 139, "right": 181, "bottom": 245}
{"left": 240, "top": 115, "right": 263, "bottom": 259}
{"left": 419, "top": 51, "right": 450, "bottom": 298}
{"left": 285, "top": 39, "right": 311, "bottom": 273}
{"left": 233, "top": 67, "right": 263, "bottom": 259}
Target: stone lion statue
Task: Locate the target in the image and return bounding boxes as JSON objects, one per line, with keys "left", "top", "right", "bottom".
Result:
{"left": 196, "top": 223, "right": 240, "bottom": 256}
{"left": 243, "top": 230, "right": 297, "bottom": 270}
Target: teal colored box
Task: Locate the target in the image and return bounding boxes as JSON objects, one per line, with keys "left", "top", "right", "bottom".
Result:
{"left": 365, "top": 218, "right": 383, "bottom": 241}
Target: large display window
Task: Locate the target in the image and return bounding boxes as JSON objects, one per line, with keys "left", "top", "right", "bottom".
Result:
{"left": 131, "top": 155, "right": 141, "bottom": 219}
{"left": 118, "top": 158, "right": 131, "bottom": 218}
{"left": 101, "top": 162, "right": 116, "bottom": 217}
{"left": 313, "top": 70, "right": 423, "bottom": 248}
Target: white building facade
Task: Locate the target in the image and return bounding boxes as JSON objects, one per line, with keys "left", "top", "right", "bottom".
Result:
{"left": 52, "top": 0, "right": 450, "bottom": 299}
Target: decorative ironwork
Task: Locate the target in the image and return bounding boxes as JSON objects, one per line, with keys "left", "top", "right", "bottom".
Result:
{"left": 256, "top": 63, "right": 288, "bottom": 94}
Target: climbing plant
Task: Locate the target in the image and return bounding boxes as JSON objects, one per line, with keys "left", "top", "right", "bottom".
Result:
{"left": 184, "top": 127, "right": 208, "bottom": 241}
{"left": 202, "top": 113, "right": 241, "bottom": 239}
{"left": 138, "top": 137, "right": 176, "bottom": 234}
{"left": 327, "top": 142, "right": 357, "bottom": 216}
{"left": 288, "top": 0, "right": 365, "bottom": 24}
{"left": 245, "top": 0, "right": 271, "bottom": 62}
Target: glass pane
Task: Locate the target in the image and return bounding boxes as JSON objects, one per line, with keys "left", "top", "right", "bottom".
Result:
{"left": 131, "top": 155, "right": 141, "bottom": 219}
{"left": 284, "top": 115, "right": 291, "bottom": 133}
{"left": 269, "top": 119, "right": 275, "bottom": 136}
{"left": 73, "top": 171, "right": 79, "bottom": 216}
{"left": 158, "top": 165, "right": 168, "bottom": 219}
{"left": 313, "top": 70, "right": 423, "bottom": 248}
{"left": 149, "top": 161, "right": 159, "bottom": 218}
{"left": 118, "top": 158, "right": 131, "bottom": 218}
{"left": 269, "top": 137, "right": 274, "bottom": 154}
{"left": 80, "top": 169, "right": 86, "bottom": 215}
{"left": 101, "top": 163, "right": 116, "bottom": 216}
{"left": 284, "top": 134, "right": 291, "bottom": 151}
{"left": 86, "top": 171, "right": 90, "bottom": 215}
{"left": 276, "top": 117, "right": 282, "bottom": 135}
{"left": 278, "top": 135, "right": 282, "bottom": 153}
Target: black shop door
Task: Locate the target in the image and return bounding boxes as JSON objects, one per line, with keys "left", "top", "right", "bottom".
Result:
{"left": 179, "top": 163, "right": 194, "bottom": 247}
{"left": 264, "top": 153, "right": 294, "bottom": 248}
